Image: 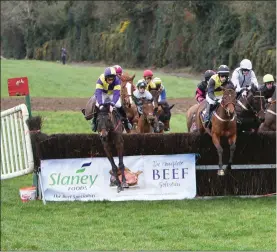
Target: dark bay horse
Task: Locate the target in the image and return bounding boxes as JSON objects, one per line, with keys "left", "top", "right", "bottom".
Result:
{"left": 96, "top": 103, "right": 128, "bottom": 192}
{"left": 136, "top": 99, "right": 160, "bottom": 133}
{"left": 235, "top": 86, "right": 266, "bottom": 132}
{"left": 157, "top": 101, "right": 175, "bottom": 131}
{"left": 196, "top": 88, "right": 237, "bottom": 176}
{"left": 149, "top": 89, "right": 174, "bottom": 132}
{"left": 119, "top": 73, "right": 139, "bottom": 131}
{"left": 258, "top": 90, "right": 276, "bottom": 132}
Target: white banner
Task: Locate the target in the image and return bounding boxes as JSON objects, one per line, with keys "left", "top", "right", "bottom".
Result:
{"left": 40, "top": 154, "right": 196, "bottom": 201}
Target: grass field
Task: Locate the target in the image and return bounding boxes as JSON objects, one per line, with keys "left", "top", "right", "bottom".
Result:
{"left": 1, "top": 175, "right": 276, "bottom": 251}
{"left": 32, "top": 111, "right": 188, "bottom": 134}
{"left": 1, "top": 59, "right": 276, "bottom": 251}
{"left": 1, "top": 59, "right": 198, "bottom": 98}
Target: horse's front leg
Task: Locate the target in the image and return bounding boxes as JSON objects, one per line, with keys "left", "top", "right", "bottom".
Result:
{"left": 226, "top": 134, "right": 237, "bottom": 170}
{"left": 212, "top": 133, "right": 224, "bottom": 176}
{"left": 114, "top": 133, "right": 129, "bottom": 189}
{"left": 101, "top": 138, "right": 121, "bottom": 190}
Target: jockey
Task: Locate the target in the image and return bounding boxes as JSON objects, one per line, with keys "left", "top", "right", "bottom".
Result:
{"left": 152, "top": 77, "right": 167, "bottom": 102}
{"left": 132, "top": 79, "right": 153, "bottom": 115}
{"left": 195, "top": 70, "right": 216, "bottom": 103}
{"left": 93, "top": 66, "right": 132, "bottom": 132}
{"left": 204, "top": 65, "right": 235, "bottom": 127}
{"left": 231, "top": 59, "right": 259, "bottom": 97}
{"left": 113, "top": 65, "right": 123, "bottom": 77}
{"left": 143, "top": 69, "right": 167, "bottom": 102}
{"left": 258, "top": 74, "right": 276, "bottom": 103}
{"left": 132, "top": 79, "right": 161, "bottom": 132}
{"left": 143, "top": 69, "right": 154, "bottom": 87}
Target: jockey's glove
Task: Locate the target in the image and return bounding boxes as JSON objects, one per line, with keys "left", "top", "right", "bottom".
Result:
{"left": 99, "top": 105, "right": 104, "bottom": 110}
{"left": 235, "top": 86, "right": 241, "bottom": 93}
{"left": 109, "top": 105, "right": 115, "bottom": 113}
{"left": 214, "top": 98, "right": 220, "bottom": 103}
{"left": 242, "top": 90, "right": 247, "bottom": 97}
{"left": 268, "top": 98, "right": 272, "bottom": 103}
{"left": 110, "top": 102, "right": 115, "bottom": 107}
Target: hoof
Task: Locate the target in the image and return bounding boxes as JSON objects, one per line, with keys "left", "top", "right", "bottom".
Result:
{"left": 117, "top": 186, "right": 123, "bottom": 193}
{"left": 217, "top": 169, "right": 225, "bottom": 176}
{"left": 226, "top": 164, "right": 232, "bottom": 170}
{"left": 122, "top": 182, "right": 129, "bottom": 188}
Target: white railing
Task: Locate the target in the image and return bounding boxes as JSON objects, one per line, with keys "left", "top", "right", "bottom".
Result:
{"left": 1, "top": 104, "right": 34, "bottom": 179}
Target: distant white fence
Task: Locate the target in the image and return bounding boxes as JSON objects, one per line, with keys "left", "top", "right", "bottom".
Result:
{"left": 1, "top": 104, "right": 34, "bottom": 180}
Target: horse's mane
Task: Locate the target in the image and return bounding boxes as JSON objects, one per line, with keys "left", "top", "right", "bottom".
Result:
{"left": 120, "top": 72, "right": 136, "bottom": 83}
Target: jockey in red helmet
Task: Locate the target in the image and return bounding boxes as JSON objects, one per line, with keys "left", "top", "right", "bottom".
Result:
{"left": 113, "top": 65, "right": 123, "bottom": 77}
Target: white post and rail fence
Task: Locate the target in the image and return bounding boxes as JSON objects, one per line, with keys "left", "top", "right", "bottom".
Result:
{"left": 1, "top": 104, "right": 34, "bottom": 180}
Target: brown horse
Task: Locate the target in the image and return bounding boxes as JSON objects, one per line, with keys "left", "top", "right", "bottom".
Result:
{"left": 196, "top": 88, "right": 237, "bottom": 176}
{"left": 186, "top": 103, "right": 200, "bottom": 132}
{"left": 136, "top": 99, "right": 160, "bottom": 133}
{"left": 119, "top": 73, "right": 139, "bottom": 131}
{"left": 96, "top": 103, "right": 128, "bottom": 192}
{"left": 258, "top": 90, "right": 276, "bottom": 132}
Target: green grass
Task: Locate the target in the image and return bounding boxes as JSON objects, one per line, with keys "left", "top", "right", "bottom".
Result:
{"left": 33, "top": 111, "right": 187, "bottom": 134}
{"left": 1, "top": 175, "right": 276, "bottom": 251}
{"left": 1, "top": 60, "right": 275, "bottom": 251}
{"left": 1, "top": 59, "right": 198, "bottom": 98}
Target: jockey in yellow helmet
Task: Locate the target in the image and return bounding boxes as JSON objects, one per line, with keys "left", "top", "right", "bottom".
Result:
{"left": 258, "top": 74, "right": 276, "bottom": 103}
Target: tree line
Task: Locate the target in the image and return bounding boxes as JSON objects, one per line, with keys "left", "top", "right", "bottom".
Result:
{"left": 1, "top": 1, "right": 276, "bottom": 76}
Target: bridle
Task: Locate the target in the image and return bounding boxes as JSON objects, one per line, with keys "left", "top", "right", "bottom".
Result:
{"left": 219, "top": 89, "right": 236, "bottom": 118}
{"left": 238, "top": 90, "right": 265, "bottom": 117}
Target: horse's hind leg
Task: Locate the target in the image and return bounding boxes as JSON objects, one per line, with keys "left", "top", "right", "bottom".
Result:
{"left": 212, "top": 133, "right": 224, "bottom": 176}
{"left": 227, "top": 135, "right": 237, "bottom": 170}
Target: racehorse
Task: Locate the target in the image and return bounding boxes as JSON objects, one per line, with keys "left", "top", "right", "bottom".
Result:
{"left": 186, "top": 103, "right": 200, "bottom": 132}
{"left": 196, "top": 88, "right": 237, "bottom": 176}
{"left": 136, "top": 99, "right": 160, "bottom": 133}
{"left": 149, "top": 89, "right": 174, "bottom": 132}
{"left": 96, "top": 102, "right": 128, "bottom": 192}
{"left": 235, "top": 85, "right": 266, "bottom": 132}
{"left": 258, "top": 90, "right": 276, "bottom": 132}
{"left": 157, "top": 101, "right": 174, "bottom": 131}
{"left": 119, "top": 73, "right": 139, "bottom": 131}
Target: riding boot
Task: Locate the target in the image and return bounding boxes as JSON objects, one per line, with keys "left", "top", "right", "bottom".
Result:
{"left": 204, "top": 103, "right": 211, "bottom": 127}
{"left": 118, "top": 107, "right": 132, "bottom": 131}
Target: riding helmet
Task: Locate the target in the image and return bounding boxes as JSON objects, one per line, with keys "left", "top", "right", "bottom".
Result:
{"left": 137, "top": 79, "right": 147, "bottom": 88}
{"left": 104, "top": 67, "right": 117, "bottom": 78}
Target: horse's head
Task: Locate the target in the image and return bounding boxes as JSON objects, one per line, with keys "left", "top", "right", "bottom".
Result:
{"left": 96, "top": 104, "right": 114, "bottom": 139}
{"left": 150, "top": 89, "right": 162, "bottom": 108}
{"left": 120, "top": 73, "right": 136, "bottom": 108}
{"left": 238, "top": 85, "right": 266, "bottom": 122}
{"left": 141, "top": 99, "right": 156, "bottom": 124}
{"left": 251, "top": 91, "right": 266, "bottom": 122}
{"left": 221, "top": 88, "right": 236, "bottom": 116}
{"left": 158, "top": 101, "right": 175, "bottom": 131}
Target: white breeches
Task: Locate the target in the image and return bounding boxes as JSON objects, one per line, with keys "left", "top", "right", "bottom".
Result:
{"left": 206, "top": 94, "right": 222, "bottom": 105}
{"left": 96, "top": 93, "right": 121, "bottom": 108}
